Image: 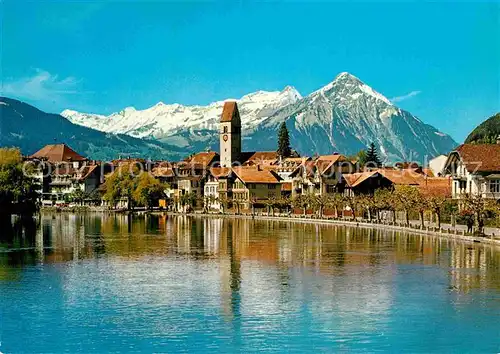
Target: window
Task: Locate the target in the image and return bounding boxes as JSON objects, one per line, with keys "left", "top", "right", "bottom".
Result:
{"left": 326, "top": 185, "right": 336, "bottom": 193}
{"left": 223, "top": 126, "right": 228, "bottom": 133}
{"left": 268, "top": 184, "right": 276, "bottom": 189}
{"left": 269, "top": 192, "right": 276, "bottom": 198}
{"left": 490, "top": 180, "right": 500, "bottom": 193}
{"left": 248, "top": 183, "right": 255, "bottom": 189}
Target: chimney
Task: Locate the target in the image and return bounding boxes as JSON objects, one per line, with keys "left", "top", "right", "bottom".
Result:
{"left": 256, "top": 164, "right": 262, "bottom": 171}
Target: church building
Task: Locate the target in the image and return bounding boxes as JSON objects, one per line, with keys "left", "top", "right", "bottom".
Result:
{"left": 219, "top": 101, "right": 242, "bottom": 167}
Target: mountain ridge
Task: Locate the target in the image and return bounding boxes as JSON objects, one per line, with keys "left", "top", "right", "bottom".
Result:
{"left": 0, "top": 97, "right": 185, "bottom": 161}
{"left": 60, "top": 72, "right": 457, "bottom": 162}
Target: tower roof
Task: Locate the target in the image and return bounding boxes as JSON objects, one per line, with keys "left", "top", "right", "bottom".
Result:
{"left": 220, "top": 101, "right": 240, "bottom": 123}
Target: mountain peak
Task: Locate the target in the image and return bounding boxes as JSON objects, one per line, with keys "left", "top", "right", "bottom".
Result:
{"left": 334, "top": 72, "right": 361, "bottom": 82}
{"left": 280, "top": 85, "right": 302, "bottom": 100}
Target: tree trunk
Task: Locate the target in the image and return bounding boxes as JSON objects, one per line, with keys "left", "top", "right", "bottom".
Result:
{"left": 419, "top": 211, "right": 425, "bottom": 229}
{"left": 405, "top": 209, "right": 409, "bottom": 226}
{"left": 436, "top": 210, "right": 441, "bottom": 229}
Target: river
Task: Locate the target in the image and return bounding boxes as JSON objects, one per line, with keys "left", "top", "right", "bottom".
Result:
{"left": 1, "top": 213, "right": 499, "bottom": 352}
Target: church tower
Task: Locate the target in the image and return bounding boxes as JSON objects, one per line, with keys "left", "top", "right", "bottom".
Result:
{"left": 220, "top": 101, "right": 242, "bottom": 167}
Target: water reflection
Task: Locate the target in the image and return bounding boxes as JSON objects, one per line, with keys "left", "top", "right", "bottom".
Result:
{"left": 1, "top": 213, "right": 500, "bottom": 352}
{"left": 1, "top": 213, "right": 500, "bottom": 294}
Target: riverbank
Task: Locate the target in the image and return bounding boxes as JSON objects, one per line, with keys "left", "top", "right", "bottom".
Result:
{"left": 164, "top": 211, "right": 500, "bottom": 247}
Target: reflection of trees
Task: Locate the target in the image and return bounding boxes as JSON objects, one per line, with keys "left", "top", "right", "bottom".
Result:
{"left": 449, "top": 243, "right": 500, "bottom": 293}
{"left": 1, "top": 213, "right": 499, "bottom": 295}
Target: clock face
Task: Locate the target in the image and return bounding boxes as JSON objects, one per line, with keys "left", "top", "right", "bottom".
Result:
{"left": 223, "top": 134, "right": 228, "bottom": 142}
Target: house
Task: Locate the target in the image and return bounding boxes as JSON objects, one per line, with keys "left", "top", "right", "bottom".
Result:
{"left": 344, "top": 168, "right": 425, "bottom": 196}
{"left": 151, "top": 161, "right": 177, "bottom": 199}
{"left": 276, "top": 157, "right": 311, "bottom": 180}
{"left": 29, "top": 144, "right": 101, "bottom": 205}
{"left": 289, "top": 154, "right": 354, "bottom": 197}
{"left": 204, "top": 167, "right": 232, "bottom": 211}
{"left": 443, "top": 144, "right": 500, "bottom": 200}
{"left": 231, "top": 166, "right": 282, "bottom": 209}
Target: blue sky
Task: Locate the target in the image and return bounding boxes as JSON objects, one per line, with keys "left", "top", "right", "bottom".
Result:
{"left": 1, "top": 0, "right": 499, "bottom": 142}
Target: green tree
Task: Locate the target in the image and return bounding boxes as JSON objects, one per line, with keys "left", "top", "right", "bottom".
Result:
{"left": 462, "top": 193, "right": 497, "bottom": 235}
{"left": 0, "top": 148, "right": 39, "bottom": 214}
{"left": 365, "top": 142, "right": 382, "bottom": 167}
{"left": 328, "top": 193, "right": 345, "bottom": 218}
{"left": 311, "top": 194, "right": 330, "bottom": 218}
{"left": 393, "top": 185, "right": 421, "bottom": 226}
{"left": 70, "top": 188, "right": 87, "bottom": 206}
{"left": 277, "top": 121, "right": 292, "bottom": 158}
{"left": 293, "top": 194, "right": 310, "bottom": 216}
{"left": 132, "top": 173, "right": 166, "bottom": 209}
{"left": 103, "top": 164, "right": 138, "bottom": 209}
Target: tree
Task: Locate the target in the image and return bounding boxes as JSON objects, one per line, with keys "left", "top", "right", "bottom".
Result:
{"left": 359, "top": 194, "right": 378, "bottom": 221}
{"left": 365, "top": 143, "right": 382, "bottom": 168}
{"left": 329, "top": 193, "right": 345, "bottom": 218}
{"left": 344, "top": 194, "right": 359, "bottom": 220}
{"left": 311, "top": 194, "right": 330, "bottom": 218}
{"left": 103, "top": 164, "right": 140, "bottom": 209}
{"left": 277, "top": 121, "right": 292, "bottom": 158}
{"left": 462, "top": 194, "right": 497, "bottom": 235}
{"left": 70, "top": 188, "right": 87, "bottom": 206}
{"left": 293, "top": 194, "right": 310, "bottom": 216}
{"left": 393, "top": 185, "right": 421, "bottom": 226}
{"left": 218, "top": 194, "right": 229, "bottom": 214}
{"left": 0, "top": 148, "right": 39, "bottom": 214}
{"left": 421, "top": 185, "right": 451, "bottom": 229}
{"left": 132, "top": 173, "right": 167, "bottom": 209}
{"left": 348, "top": 149, "right": 368, "bottom": 168}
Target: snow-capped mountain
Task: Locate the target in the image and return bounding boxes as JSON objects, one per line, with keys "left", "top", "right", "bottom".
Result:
{"left": 247, "top": 72, "right": 457, "bottom": 161}
{"left": 62, "top": 86, "right": 302, "bottom": 140}
{"left": 61, "top": 72, "right": 457, "bottom": 161}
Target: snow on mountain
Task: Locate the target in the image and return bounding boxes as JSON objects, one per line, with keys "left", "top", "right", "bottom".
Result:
{"left": 248, "top": 72, "right": 457, "bottom": 161}
{"left": 61, "top": 72, "right": 457, "bottom": 161}
{"left": 61, "top": 86, "right": 302, "bottom": 140}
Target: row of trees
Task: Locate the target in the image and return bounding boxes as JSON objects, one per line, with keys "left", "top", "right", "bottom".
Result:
{"left": 178, "top": 186, "right": 498, "bottom": 235}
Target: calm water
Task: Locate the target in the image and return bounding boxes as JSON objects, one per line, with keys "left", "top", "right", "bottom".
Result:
{"left": 1, "top": 213, "right": 499, "bottom": 353}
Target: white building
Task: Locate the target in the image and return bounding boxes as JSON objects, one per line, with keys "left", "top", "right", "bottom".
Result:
{"left": 428, "top": 154, "right": 448, "bottom": 177}
{"left": 444, "top": 144, "right": 500, "bottom": 200}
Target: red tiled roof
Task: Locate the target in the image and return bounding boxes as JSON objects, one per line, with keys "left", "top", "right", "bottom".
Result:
{"left": 422, "top": 168, "right": 435, "bottom": 177}
{"left": 220, "top": 101, "right": 240, "bottom": 123}
{"left": 454, "top": 144, "right": 500, "bottom": 173}
{"left": 152, "top": 167, "right": 175, "bottom": 178}
{"left": 241, "top": 151, "right": 278, "bottom": 165}
{"left": 344, "top": 171, "right": 378, "bottom": 187}
{"left": 317, "top": 154, "right": 345, "bottom": 163}
{"left": 209, "top": 167, "right": 232, "bottom": 178}
{"left": 30, "top": 144, "right": 86, "bottom": 163}
{"left": 232, "top": 166, "right": 281, "bottom": 184}
{"left": 418, "top": 177, "right": 452, "bottom": 197}
{"left": 377, "top": 169, "right": 423, "bottom": 185}
{"left": 344, "top": 168, "right": 423, "bottom": 188}
{"left": 185, "top": 151, "right": 219, "bottom": 168}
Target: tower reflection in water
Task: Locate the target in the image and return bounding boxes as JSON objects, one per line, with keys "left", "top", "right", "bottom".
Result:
{"left": 1, "top": 213, "right": 499, "bottom": 300}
